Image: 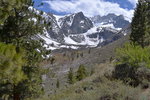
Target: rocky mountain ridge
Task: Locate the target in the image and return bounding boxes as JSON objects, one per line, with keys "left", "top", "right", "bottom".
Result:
{"left": 38, "top": 10, "right": 130, "bottom": 50}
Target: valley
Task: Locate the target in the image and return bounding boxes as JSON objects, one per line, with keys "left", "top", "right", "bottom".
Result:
{"left": 1, "top": 0, "right": 150, "bottom": 100}
{"left": 41, "top": 34, "right": 130, "bottom": 96}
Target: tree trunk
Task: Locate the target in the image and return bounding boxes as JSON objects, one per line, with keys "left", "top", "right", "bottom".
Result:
{"left": 13, "top": 93, "right": 20, "bottom": 100}
{"left": 13, "top": 85, "right": 20, "bottom": 100}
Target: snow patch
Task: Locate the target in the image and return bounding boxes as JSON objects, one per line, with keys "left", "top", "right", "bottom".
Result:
{"left": 64, "top": 36, "right": 78, "bottom": 45}
{"left": 80, "top": 20, "right": 85, "bottom": 24}
{"left": 54, "top": 15, "right": 64, "bottom": 27}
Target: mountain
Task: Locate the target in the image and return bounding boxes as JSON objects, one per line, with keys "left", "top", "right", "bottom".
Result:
{"left": 38, "top": 11, "right": 130, "bottom": 50}
{"left": 59, "top": 12, "right": 93, "bottom": 36}
{"left": 91, "top": 13, "right": 130, "bottom": 29}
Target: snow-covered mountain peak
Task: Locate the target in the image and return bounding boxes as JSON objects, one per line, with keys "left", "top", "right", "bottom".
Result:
{"left": 35, "top": 10, "right": 130, "bottom": 50}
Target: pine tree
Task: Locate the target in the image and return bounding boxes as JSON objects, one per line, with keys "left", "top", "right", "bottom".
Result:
{"left": 0, "top": 0, "right": 31, "bottom": 25}
{"left": 76, "top": 65, "right": 87, "bottom": 81}
{"left": 68, "top": 68, "right": 76, "bottom": 84}
{"left": 144, "top": 0, "right": 150, "bottom": 45}
{"left": 130, "top": 0, "right": 150, "bottom": 47}
{"left": 0, "top": 43, "right": 26, "bottom": 99}
{"left": 0, "top": 43, "right": 26, "bottom": 84}
{"left": 0, "top": 0, "right": 50, "bottom": 99}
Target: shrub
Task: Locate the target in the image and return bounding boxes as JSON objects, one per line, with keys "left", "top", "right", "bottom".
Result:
{"left": 116, "top": 43, "right": 150, "bottom": 68}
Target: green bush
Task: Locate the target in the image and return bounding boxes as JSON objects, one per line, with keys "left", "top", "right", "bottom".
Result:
{"left": 116, "top": 43, "right": 150, "bottom": 68}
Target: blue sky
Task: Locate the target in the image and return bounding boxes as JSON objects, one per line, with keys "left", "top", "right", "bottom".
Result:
{"left": 33, "top": 0, "right": 138, "bottom": 19}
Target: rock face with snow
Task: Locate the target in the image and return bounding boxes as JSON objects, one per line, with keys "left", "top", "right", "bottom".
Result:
{"left": 87, "top": 27, "right": 123, "bottom": 45}
{"left": 38, "top": 11, "right": 130, "bottom": 50}
{"left": 59, "top": 12, "right": 93, "bottom": 36}
{"left": 42, "top": 13, "right": 64, "bottom": 42}
{"left": 91, "top": 13, "right": 130, "bottom": 29}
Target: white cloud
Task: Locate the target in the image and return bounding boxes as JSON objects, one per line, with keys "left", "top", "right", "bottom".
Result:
{"left": 128, "top": 0, "right": 138, "bottom": 7}
{"left": 44, "top": 0, "right": 134, "bottom": 19}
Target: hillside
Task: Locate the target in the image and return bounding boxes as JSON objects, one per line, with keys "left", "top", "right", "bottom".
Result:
{"left": 41, "top": 34, "right": 130, "bottom": 95}
{"left": 40, "top": 62, "right": 150, "bottom": 100}
{"left": 38, "top": 34, "right": 150, "bottom": 100}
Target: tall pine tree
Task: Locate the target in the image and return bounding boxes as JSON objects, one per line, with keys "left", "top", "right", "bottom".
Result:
{"left": 130, "top": 0, "right": 150, "bottom": 47}
{"left": 0, "top": 0, "right": 51, "bottom": 100}
{"left": 0, "top": 43, "right": 26, "bottom": 99}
